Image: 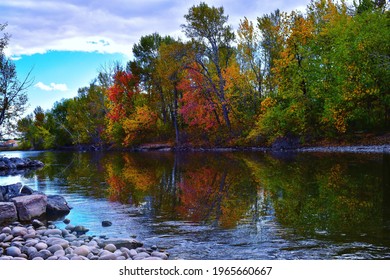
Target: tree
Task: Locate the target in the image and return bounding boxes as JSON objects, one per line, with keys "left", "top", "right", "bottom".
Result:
{"left": 0, "top": 23, "right": 32, "bottom": 136}
{"left": 182, "top": 2, "right": 235, "bottom": 132}
{"left": 128, "top": 33, "right": 175, "bottom": 125}
{"left": 155, "top": 41, "right": 190, "bottom": 144}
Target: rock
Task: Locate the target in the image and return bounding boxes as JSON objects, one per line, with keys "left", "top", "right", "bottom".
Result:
{"left": 65, "top": 224, "right": 75, "bottom": 231}
{"left": 35, "top": 242, "right": 48, "bottom": 251}
{"left": 101, "top": 238, "right": 143, "bottom": 250}
{"left": 35, "top": 249, "right": 52, "bottom": 260}
{"left": 46, "top": 195, "right": 71, "bottom": 218}
{"left": 6, "top": 246, "right": 21, "bottom": 257}
{"left": 32, "top": 257, "right": 44, "bottom": 260}
{"left": 58, "top": 256, "right": 69, "bottom": 260}
{"left": 102, "top": 220, "right": 112, "bottom": 227}
{"left": 1, "top": 227, "right": 12, "bottom": 234}
{"left": 54, "top": 249, "right": 65, "bottom": 257}
{"left": 144, "top": 257, "right": 163, "bottom": 260}
{"left": 133, "top": 252, "right": 151, "bottom": 260}
{"left": 104, "top": 243, "right": 116, "bottom": 253}
{"left": 151, "top": 251, "right": 168, "bottom": 260}
{"left": 11, "top": 194, "right": 47, "bottom": 221}
{"left": 0, "top": 202, "right": 18, "bottom": 224}
{"left": 74, "top": 245, "right": 91, "bottom": 257}
{"left": 63, "top": 218, "right": 70, "bottom": 224}
{"left": 98, "top": 252, "right": 117, "bottom": 260}
{"left": 11, "top": 226, "right": 28, "bottom": 237}
{"left": 47, "top": 244, "right": 64, "bottom": 254}
{"left": 32, "top": 219, "right": 45, "bottom": 229}
{"left": 46, "top": 237, "right": 69, "bottom": 249}
{"left": 27, "top": 246, "right": 38, "bottom": 257}
{"left": 72, "top": 225, "right": 89, "bottom": 235}
{"left": 129, "top": 249, "right": 138, "bottom": 258}
{"left": 43, "top": 229, "right": 63, "bottom": 236}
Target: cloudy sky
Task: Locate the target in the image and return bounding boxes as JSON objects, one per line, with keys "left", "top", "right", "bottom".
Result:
{"left": 1, "top": 0, "right": 329, "bottom": 114}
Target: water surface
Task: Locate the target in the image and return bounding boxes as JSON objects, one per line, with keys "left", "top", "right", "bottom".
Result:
{"left": 1, "top": 150, "right": 389, "bottom": 259}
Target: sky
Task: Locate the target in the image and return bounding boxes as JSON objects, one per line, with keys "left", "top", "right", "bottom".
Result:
{"left": 0, "top": 0, "right": 343, "bottom": 115}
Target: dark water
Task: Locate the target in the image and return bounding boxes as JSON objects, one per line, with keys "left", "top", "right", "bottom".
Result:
{"left": 1, "top": 150, "right": 390, "bottom": 260}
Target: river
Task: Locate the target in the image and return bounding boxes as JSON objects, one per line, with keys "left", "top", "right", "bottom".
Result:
{"left": 1, "top": 150, "right": 389, "bottom": 259}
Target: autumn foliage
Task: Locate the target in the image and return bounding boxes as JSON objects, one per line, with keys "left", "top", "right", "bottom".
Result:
{"left": 17, "top": 1, "right": 390, "bottom": 149}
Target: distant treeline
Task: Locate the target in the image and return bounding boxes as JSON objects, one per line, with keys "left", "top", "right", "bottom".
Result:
{"left": 17, "top": 0, "right": 389, "bottom": 150}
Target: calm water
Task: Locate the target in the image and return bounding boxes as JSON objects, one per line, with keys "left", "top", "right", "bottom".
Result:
{"left": 1, "top": 150, "right": 389, "bottom": 260}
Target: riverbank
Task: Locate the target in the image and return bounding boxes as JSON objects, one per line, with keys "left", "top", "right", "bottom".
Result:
{"left": 0, "top": 220, "right": 169, "bottom": 260}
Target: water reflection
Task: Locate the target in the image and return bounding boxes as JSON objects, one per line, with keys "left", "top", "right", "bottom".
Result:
{"left": 0, "top": 150, "right": 389, "bottom": 259}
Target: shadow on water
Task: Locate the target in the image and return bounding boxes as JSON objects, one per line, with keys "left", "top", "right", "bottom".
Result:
{"left": 1, "top": 150, "right": 389, "bottom": 259}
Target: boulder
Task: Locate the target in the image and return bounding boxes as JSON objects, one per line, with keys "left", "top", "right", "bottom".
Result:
{"left": 46, "top": 195, "right": 71, "bottom": 218}
{"left": 102, "top": 220, "right": 112, "bottom": 227}
{"left": 101, "top": 238, "right": 143, "bottom": 250}
{"left": 0, "top": 202, "right": 18, "bottom": 224}
{"left": 0, "top": 183, "right": 35, "bottom": 201}
{"left": 11, "top": 194, "right": 47, "bottom": 221}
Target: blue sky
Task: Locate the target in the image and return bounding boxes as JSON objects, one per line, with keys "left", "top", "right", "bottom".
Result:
{"left": 1, "top": 0, "right": 345, "bottom": 115}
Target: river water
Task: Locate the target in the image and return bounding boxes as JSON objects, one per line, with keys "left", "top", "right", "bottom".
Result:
{"left": 1, "top": 150, "right": 389, "bottom": 259}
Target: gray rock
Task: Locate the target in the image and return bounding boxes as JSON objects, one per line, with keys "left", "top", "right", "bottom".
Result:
{"left": 35, "top": 242, "right": 48, "bottom": 251}
{"left": 1, "top": 227, "right": 12, "bottom": 234}
{"left": 0, "top": 233, "right": 6, "bottom": 242}
{"left": 129, "top": 249, "right": 138, "bottom": 258}
{"left": 65, "top": 224, "right": 75, "bottom": 231}
{"left": 46, "top": 237, "right": 69, "bottom": 248}
{"left": 104, "top": 243, "right": 116, "bottom": 253}
{"left": 47, "top": 244, "right": 64, "bottom": 254}
{"left": 144, "top": 257, "right": 163, "bottom": 260}
{"left": 11, "top": 194, "right": 47, "bottom": 221}
{"left": 102, "top": 220, "right": 112, "bottom": 227}
{"left": 0, "top": 202, "right": 17, "bottom": 223}
{"left": 27, "top": 246, "right": 38, "bottom": 257}
{"left": 6, "top": 246, "right": 21, "bottom": 257}
{"left": 63, "top": 218, "right": 70, "bottom": 224}
{"left": 23, "top": 231, "right": 36, "bottom": 238}
{"left": 74, "top": 245, "right": 91, "bottom": 257}
{"left": 32, "top": 219, "right": 45, "bottom": 229}
{"left": 58, "top": 256, "right": 69, "bottom": 260}
{"left": 46, "top": 195, "right": 71, "bottom": 217}
{"left": 32, "top": 257, "right": 44, "bottom": 260}
{"left": 12, "top": 226, "right": 28, "bottom": 237}
{"left": 35, "top": 249, "right": 52, "bottom": 260}
{"left": 47, "top": 256, "right": 59, "bottom": 260}
{"left": 54, "top": 249, "right": 66, "bottom": 257}
{"left": 132, "top": 252, "right": 150, "bottom": 260}
{"left": 101, "top": 238, "right": 143, "bottom": 250}
{"left": 98, "top": 252, "right": 117, "bottom": 260}
{"left": 4, "top": 235, "right": 13, "bottom": 242}
{"left": 72, "top": 225, "right": 89, "bottom": 234}
{"left": 44, "top": 229, "right": 63, "bottom": 236}
{"left": 71, "top": 255, "right": 88, "bottom": 260}
{"left": 151, "top": 251, "right": 168, "bottom": 260}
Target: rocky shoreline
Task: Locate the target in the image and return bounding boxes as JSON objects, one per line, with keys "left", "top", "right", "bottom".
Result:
{"left": 0, "top": 219, "right": 169, "bottom": 260}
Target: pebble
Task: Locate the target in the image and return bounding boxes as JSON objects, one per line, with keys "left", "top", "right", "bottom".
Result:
{"left": 0, "top": 220, "right": 169, "bottom": 260}
{"left": 35, "top": 242, "right": 48, "bottom": 251}
{"left": 48, "top": 244, "right": 63, "bottom": 254}
{"left": 44, "top": 229, "right": 63, "bottom": 236}
{"left": 6, "top": 246, "right": 21, "bottom": 257}
{"left": 104, "top": 243, "right": 116, "bottom": 253}
{"left": 74, "top": 245, "right": 90, "bottom": 257}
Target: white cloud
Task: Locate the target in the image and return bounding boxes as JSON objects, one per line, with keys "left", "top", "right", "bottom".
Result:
{"left": 34, "top": 82, "right": 68, "bottom": 91}
{"left": 1, "top": 0, "right": 353, "bottom": 57}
